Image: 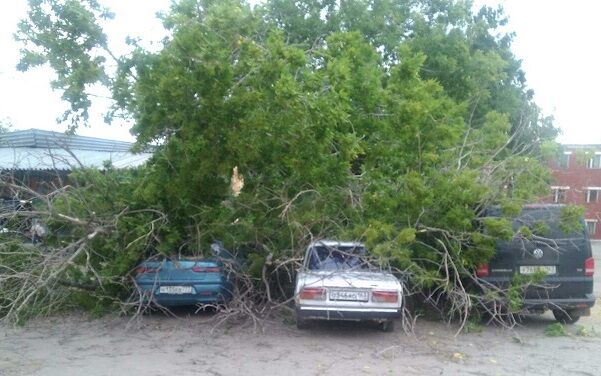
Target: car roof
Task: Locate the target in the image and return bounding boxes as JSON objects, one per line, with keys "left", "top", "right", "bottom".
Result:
{"left": 522, "top": 203, "right": 565, "bottom": 210}
{"left": 308, "top": 239, "right": 365, "bottom": 248}
{"left": 484, "top": 204, "right": 568, "bottom": 216}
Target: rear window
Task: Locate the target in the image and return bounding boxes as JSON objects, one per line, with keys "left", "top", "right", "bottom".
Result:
{"left": 522, "top": 208, "right": 584, "bottom": 237}
{"left": 307, "top": 245, "right": 370, "bottom": 271}
{"left": 486, "top": 206, "right": 586, "bottom": 239}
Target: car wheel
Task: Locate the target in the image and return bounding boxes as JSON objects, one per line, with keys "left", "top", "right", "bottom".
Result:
{"left": 552, "top": 309, "right": 581, "bottom": 324}
{"left": 402, "top": 295, "right": 415, "bottom": 315}
{"left": 379, "top": 319, "right": 395, "bottom": 332}
{"left": 296, "top": 317, "right": 311, "bottom": 330}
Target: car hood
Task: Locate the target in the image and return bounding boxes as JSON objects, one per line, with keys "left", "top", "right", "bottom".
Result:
{"left": 298, "top": 270, "right": 401, "bottom": 290}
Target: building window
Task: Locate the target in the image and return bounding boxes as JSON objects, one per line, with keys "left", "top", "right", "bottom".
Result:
{"left": 558, "top": 153, "right": 570, "bottom": 169}
{"left": 551, "top": 186, "right": 568, "bottom": 203}
{"left": 588, "top": 154, "right": 601, "bottom": 169}
{"left": 585, "top": 220, "right": 597, "bottom": 236}
{"left": 586, "top": 188, "right": 601, "bottom": 203}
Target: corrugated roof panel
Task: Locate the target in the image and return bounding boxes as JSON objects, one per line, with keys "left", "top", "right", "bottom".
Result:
{"left": 0, "top": 148, "right": 152, "bottom": 170}
{"left": 0, "top": 129, "right": 134, "bottom": 152}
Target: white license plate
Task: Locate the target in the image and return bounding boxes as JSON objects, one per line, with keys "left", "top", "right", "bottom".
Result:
{"left": 329, "top": 290, "right": 368, "bottom": 301}
{"left": 159, "top": 286, "right": 194, "bottom": 294}
{"left": 519, "top": 265, "right": 557, "bottom": 275}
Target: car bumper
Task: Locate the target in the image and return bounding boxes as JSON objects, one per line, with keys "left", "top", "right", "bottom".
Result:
{"left": 296, "top": 306, "right": 401, "bottom": 321}
{"left": 136, "top": 283, "right": 232, "bottom": 306}
{"left": 522, "top": 293, "right": 596, "bottom": 310}
{"left": 474, "top": 277, "right": 595, "bottom": 312}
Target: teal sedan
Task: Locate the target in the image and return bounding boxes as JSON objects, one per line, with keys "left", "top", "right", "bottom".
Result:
{"left": 134, "top": 243, "right": 235, "bottom": 306}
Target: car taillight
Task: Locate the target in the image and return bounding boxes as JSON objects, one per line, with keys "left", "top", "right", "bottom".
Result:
{"left": 372, "top": 290, "right": 398, "bottom": 303}
{"left": 476, "top": 264, "right": 489, "bottom": 277}
{"left": 299, "top": 287, "right": 325, "bottom": 300}
{"left": 135, "top": 267, "right": 158, "bottom": 274}
{"left": 584, "top": 257, "right": 595, "bottom": 276}
{"left": 192, "top": 266, "right": 221, "bottom": 273}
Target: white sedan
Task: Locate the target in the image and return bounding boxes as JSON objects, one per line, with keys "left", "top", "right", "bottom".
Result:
{"left": 294, "top": 240, "right": 404, "bottom": 331}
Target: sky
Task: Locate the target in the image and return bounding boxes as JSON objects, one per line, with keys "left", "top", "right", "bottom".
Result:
{"left": 0, "top": 0, "right": 170, "bottom": 142}
{"left": 474, "top": 0, "right": 601, "bottom": 145}
{"left": 0, "top": 0, "right": 599, "bottom": 144}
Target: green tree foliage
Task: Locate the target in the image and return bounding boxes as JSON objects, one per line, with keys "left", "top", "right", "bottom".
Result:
{"left": 11, "top": 0, "right": 560, "bottom": 317}
{"left": 15, "top": 0, "right": 115, "bottom": 127}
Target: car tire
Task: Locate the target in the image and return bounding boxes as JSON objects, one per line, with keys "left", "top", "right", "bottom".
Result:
{"left": 552, "top": 309, "right": 581, "bottom": 324}
{"left": 403, "top": 295, "right": 415, "bottom": 315}
{"left": 296, "top": 317, "right": 311, "bottom": 330}
{"left": 379, "top": 319, "right": 395, "bottom": 332}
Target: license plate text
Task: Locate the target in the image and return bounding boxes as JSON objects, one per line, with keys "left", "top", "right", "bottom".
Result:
{"left": 159, "top": 286, "right": 194, "bottom": 294}
{"left": 329, "top": 290, "right": 369, "bottom": 301}
{"left": 519, "top": 265, "right": 557, "bottom": 275}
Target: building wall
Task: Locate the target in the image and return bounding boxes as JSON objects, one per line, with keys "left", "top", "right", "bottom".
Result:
{"left": 545, "top": 147, "right": 601, "bottom": 239}
{"left": 0, "top": 170, "right": 69, "bottom": 198}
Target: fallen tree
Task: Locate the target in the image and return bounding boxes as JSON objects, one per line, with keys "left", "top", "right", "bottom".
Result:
{"left": 2, "top": 0, "right": 562, "bottom": 328}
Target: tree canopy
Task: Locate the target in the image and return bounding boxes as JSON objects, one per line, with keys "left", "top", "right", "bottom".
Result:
{"left": 5, "top": 0, "right": 560, "bottom": 322}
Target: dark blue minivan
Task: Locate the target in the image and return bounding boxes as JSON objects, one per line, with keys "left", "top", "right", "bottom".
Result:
{"left": 477, "top": 204, "right": 595, "bottom": 323}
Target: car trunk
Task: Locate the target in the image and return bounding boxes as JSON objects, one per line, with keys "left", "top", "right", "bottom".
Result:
{"left": 297, "top": 270, "right": 402, "bottom": 310}
{"left": 136, "top": 259, "right": 224, "bottom": 284}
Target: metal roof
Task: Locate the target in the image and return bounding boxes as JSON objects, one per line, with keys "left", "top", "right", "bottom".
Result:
{"left": 0, "top": 129, "right": 152, "bottom": 171}
{"left": 0, "top": 129, "right": 134, "bottom": 152}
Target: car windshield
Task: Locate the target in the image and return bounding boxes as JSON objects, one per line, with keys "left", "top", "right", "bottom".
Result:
{"left": 307, "top": 245, "right": 371, "bottom": 271}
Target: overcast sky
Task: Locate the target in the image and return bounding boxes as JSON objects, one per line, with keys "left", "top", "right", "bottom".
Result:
{"left": 0, "top": 0, "right": 599, "bottom": 144}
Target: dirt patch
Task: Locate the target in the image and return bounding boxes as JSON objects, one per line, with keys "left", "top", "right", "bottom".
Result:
{"left": 1, "top": 302, "right": 600, "bottom": 376}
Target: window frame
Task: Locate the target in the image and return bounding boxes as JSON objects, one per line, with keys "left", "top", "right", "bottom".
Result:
{"left": 551, "top": 186, "right": 569, "bottom": 203}
{"left": 587, "top": 153, "right": 601, "bottom": 169}
{"left": 558, "top": 152, "right": 571, "bottom": 169}
{"left": 585, "top": 219, "right": 597, "bottom": 236}
{"left": 586, "top": 187, "right": 601, "bottom": 203}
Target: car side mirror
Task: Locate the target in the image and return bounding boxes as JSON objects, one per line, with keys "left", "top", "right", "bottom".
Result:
{"left": 210, "top": 241, "right": 235, "bottom": 260}
{"left": 210, "top": 242, "right": 222, "bottom": 256}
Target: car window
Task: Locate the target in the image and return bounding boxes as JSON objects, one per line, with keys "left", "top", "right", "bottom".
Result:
{"left": 515, "top": 208, "right": 585, "bottom": 239}
{"left": 484, "top": 206, "right": 586, "bottom": 239}
{"left": 307, "top": 245, "right": 371, "bottom": 271}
